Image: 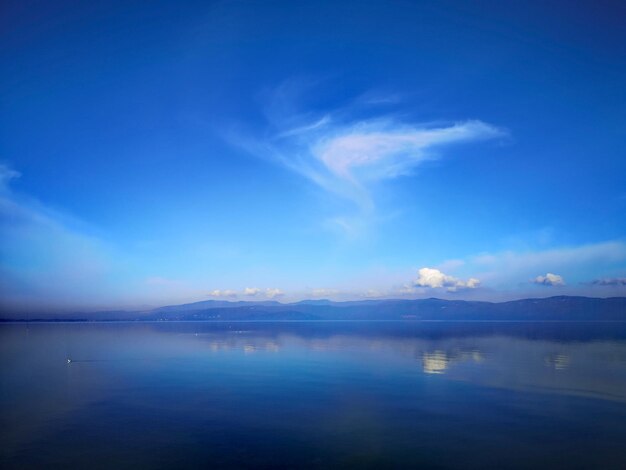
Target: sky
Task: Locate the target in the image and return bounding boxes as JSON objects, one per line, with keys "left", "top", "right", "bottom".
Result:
{"left": 1, "top": 0, "right": 625, "bottom": 312}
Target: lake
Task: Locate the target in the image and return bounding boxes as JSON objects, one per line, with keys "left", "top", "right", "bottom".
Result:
{"left": 2, "top": 321, "right": 626, "bottom": 469}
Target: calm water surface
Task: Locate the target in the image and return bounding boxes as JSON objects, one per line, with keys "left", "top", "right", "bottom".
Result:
{"left": 2, "top": 322, "right": 626, "bottom": 469}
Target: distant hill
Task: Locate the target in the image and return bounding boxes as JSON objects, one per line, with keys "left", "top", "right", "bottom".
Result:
{"left": 2, "top": 296, "right": 626, "bottom": 322}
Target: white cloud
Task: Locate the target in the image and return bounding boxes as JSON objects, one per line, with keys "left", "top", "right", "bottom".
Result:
{"left": 265, "top": 288, "right": 284, "bottom": 299}
{"left": 243, "top": 287, "right": 261, "bottom": 296}
{"left": 534, "top": 273, "right": 565, "bottom": 286}
{"left": 414, "top": 267, "right": 480, "bottom": 292}
{"left": 209, "top": 289, "right": 238, "bottom": 298}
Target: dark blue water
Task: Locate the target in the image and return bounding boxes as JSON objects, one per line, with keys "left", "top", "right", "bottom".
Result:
{"left": 2, "top": 322, "right": 626, "bottom": 469}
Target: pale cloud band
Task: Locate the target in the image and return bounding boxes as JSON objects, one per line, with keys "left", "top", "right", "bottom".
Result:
{"left": 469, "top": 241, "right": 626, "bottom": 288}
{"left": 590, "top": 278, "right": 626, "bottom": 286}
{"left": 211, "top": 287, "right": 285, "bottom": 299}
{"left": 209, "top": 289, "right": 238, "bottom": 298}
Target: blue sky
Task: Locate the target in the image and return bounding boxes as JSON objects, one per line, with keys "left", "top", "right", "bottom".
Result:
{"left": 1, "top": 0, "right": 625, "bottom": 311}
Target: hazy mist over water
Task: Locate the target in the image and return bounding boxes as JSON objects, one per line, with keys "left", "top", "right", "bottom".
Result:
{"left": 2, "top": 322, "right": 626, "bottom": 469}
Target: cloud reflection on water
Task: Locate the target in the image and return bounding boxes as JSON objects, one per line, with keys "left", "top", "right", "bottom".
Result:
{"left": 3, "top": 322, "right": 626, "bottom": 468}
{"left": 178, "top": 323, "right": 626, "bottom": 401}
{"left": 422, "top": 349, "right": 484, "bottom": 375}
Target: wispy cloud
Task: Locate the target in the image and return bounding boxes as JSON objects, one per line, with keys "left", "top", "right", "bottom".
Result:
{"left": 1, "top": 165, "right": 241, "bottom": 311}
{"left": 266, "top": 119, "right": 503, "bottom": 213}
{"left": 0, "top": 164, "right": 117, "bottom": 310}
{"left": 312, "top": 120, "right": 501, "bottom": 181}
{"left": 0, "top": 164, "right": 20, "bottom": 191}
{"left": 233, "top": 84, "right": 505, "bottom": 234}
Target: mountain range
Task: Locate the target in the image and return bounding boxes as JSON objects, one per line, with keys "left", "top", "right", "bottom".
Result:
{"left": 3, "top": 296, "right": 626, "bottom": 321}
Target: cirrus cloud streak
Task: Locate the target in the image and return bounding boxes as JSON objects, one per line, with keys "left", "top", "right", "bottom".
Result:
{"left": 267, "top": 118, "right": 504, "bottom": 212}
